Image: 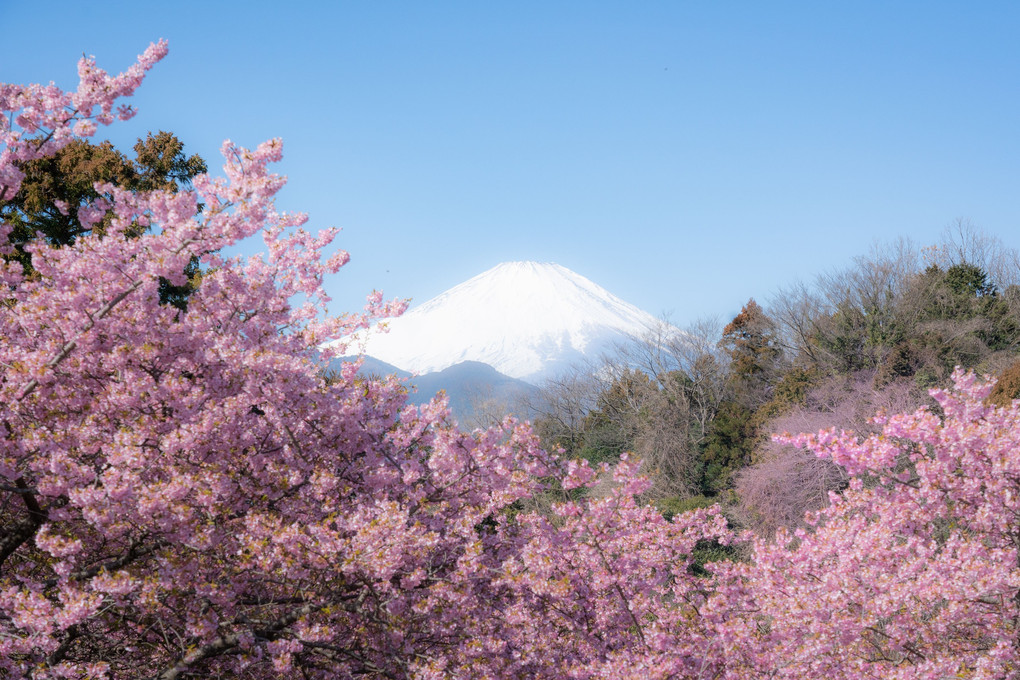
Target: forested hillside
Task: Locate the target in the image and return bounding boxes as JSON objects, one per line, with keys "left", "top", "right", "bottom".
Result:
{"left": 528, "top": 227, "right": 1020, "bottom": 535}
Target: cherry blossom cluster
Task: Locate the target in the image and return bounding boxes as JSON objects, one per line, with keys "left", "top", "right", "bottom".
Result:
{"left": 737, "top": 370, "right": 1020, "bottom": 679}
{"left": 0, "top": 41, "right": 168, "bottom": 201}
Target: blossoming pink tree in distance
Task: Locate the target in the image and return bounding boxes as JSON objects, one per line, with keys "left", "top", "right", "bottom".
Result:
{"left": 3, "top": 43, "right": 1020, "bottom": 680}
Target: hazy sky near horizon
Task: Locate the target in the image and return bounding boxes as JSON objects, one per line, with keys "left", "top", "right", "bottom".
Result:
{"left": 2, "top": 1, "right": 1019, "bottom": 326}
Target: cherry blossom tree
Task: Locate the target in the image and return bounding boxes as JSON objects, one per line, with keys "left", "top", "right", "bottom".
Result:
{"left": 0, "top": 44, "right": 736, "bottom": 679}
{"left": 726, "top": 369, "right": 1020, "bottom": 679}
{"left": 735, "top": 371, "right": 920, "bottom": 537}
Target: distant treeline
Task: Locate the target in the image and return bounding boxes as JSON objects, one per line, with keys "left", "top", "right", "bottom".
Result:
{"left": 523, "top": 223, "right": 1020, "bottom": 536}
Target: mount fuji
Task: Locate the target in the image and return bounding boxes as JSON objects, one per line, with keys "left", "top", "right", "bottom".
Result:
{"left": 328, "top": 261, "right": 662, "bottom": 386}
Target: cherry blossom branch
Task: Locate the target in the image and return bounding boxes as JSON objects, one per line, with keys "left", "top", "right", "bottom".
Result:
{"left": 154, "top": 603, "right": 317, "bottom": 680}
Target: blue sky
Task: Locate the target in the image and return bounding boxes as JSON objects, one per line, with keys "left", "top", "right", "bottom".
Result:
{"left": 2, "top": 1, "right": 1019, "bottom": 326}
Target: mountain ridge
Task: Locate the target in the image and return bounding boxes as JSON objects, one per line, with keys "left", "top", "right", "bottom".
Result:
{"left": 326, "top": 261, "right": 661, "bottom": 384}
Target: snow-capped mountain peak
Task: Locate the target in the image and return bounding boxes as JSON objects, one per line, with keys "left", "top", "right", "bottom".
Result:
{"left": 329, "top": 261, "right": 661, "bottom": 384}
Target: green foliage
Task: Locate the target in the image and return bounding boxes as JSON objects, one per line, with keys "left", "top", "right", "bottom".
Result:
{"left": 656, "top": 494, "right": 716, "bottom": 521}
{"left": 700, "top": 400, "right": 755, "bottom": 494}
{"left": 579, "top": 428, "right": 630, "bottom": 466}
{"left": 0, "top": 131, "right": 206, "bottom": 310}
{"left": 943, "top": 262, "right": 996, "bottom": 298}
{"left": 130, "top": 130, "right": 207, "bottom": 192}
{"left": 875, "top": 340, "right": 920, "bottom": 385}
{"left": 914, "top": 367, "right": 941, "bottom": 391}
{"left": 578, "top": 369, "right": 653, "bottom": 465}
{"left": 888, "top": 263, "right": 1020, "bottom": 381}
{"left": 751, "top": 367, "right": 816, "bottom": 429}
{"left": 688, "top": 538, "right": 743, "bottom": 577}
{"left": 719, "top": 299, "right": 783, "bottom": 389}
{"left": 813, "top": 302, "right": 884, "bottom": 373}
{"left": 654, "top": 495, "right": 743, "bottom": 575}
{"left": 981, "top": 301, "right": 1020, "bottom": 351}
{"left": 697, "top": 301, "right": 787, "bottom": 495}
{"left": 532, "top": 415, "right": 583, "bottom": 460}
{"left": 913, "top": 263, "right": 997, "bottom": 322}
{"left": 805, "top": 257, "right": 1020, "bottom": 389}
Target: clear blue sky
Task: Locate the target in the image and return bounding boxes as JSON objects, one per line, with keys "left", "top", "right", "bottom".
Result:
{"left": 3, "top": 1, "right": 1019, "bottom": 326}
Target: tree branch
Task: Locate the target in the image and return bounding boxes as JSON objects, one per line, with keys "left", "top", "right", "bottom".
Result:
{"left": 0, "top": 477, "right": 53, "bottom": 572}
{"left": 18, "top": 279, "right": 144, "bottom": 401}
{"left": 43, "top": 537, "right": 167, "bottom": 589}
{"left": 154, "top": 603, "right": 317, "bottom": 680}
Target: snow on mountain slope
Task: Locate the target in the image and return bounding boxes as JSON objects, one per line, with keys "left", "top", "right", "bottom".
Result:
{"left": 328, "top": 261, "right": 662, "bottom": 384}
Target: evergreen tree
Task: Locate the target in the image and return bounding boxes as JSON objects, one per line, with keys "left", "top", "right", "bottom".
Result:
{"left": 0, "top": 131, "right": 206, "bottom": 309}
{"left": 719, "top": 299, "right": 783, "bottom": 406}
{"left": 699, "top": 301, "right": 785, "bottom": 492}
